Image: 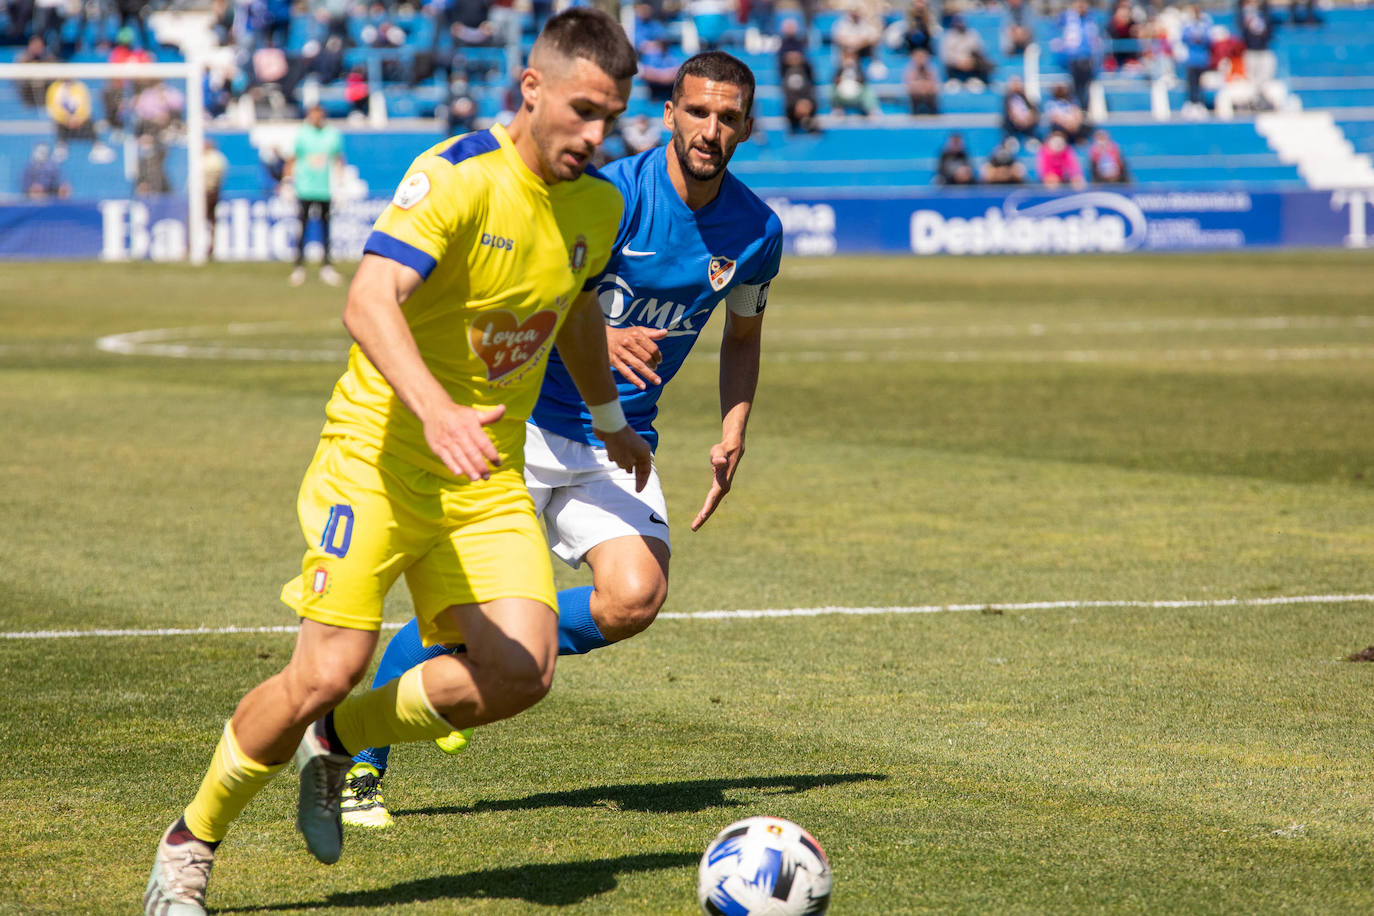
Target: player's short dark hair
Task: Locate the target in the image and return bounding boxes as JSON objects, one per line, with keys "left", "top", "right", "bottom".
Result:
{"left": 671, "top": 51, "right": 757, "bottom": 117}
{"left": 533, "top": 8, "right": 638, "bottom": 82}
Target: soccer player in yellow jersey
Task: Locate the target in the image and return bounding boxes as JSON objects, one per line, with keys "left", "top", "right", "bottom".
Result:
{"left": 144, "top": 10, "right": 648, "bottom": 915}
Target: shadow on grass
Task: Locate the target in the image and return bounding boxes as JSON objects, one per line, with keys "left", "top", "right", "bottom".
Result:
{"left": 218, "top": 851, "right": 698, "bottom": 910}
{"left": 399, "top": 771, "right": 887, "bottom": 818}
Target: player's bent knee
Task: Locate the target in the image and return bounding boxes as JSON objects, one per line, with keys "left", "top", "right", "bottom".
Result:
{"left": 288, "top": 659, "right": 368, "bottom": 714}
{"left": 598, "top": 576, "right": 668, "bottom": 641}
{"left": 483, "top": 653, "right": 555, "bottom": 716}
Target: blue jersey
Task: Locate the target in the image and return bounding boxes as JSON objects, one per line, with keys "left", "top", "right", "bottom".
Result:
{"left": 531, "top": 146, "right": 784, "bottom": 450}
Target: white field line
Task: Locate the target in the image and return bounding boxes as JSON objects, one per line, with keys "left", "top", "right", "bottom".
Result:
{"left": 4, "top": 594, "right": 1371, "bottom": 640}
{"left": 85, "top": 316, "right": 1374, "bottom": 364}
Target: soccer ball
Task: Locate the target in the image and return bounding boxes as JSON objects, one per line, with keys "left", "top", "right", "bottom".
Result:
{"left": 697, "top": 816, "right": 832, "bottom": 916}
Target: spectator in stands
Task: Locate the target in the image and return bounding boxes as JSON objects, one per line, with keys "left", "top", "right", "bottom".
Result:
{"left": 488, "top": 0, "right": 522, "bottom": 78}
{"left": 102, "top": 29, "right": 150, "bottom": 136}
{"left": 1001, "top": 0, "right": 1035, "bottom": 56}
{"left": 17, "top": 36, "right": 56, "bottom": 108}
{"left": 7, "top": 0, "right": 36, "bottom": 43}
{"left": 114, "top": 0, "right": 155, "bottom": 52}
{"left": 255, "top": 0, "right": 293, "bottom": 52}
{"left": 903, "top": 47, "right": 939, "bottom": 115}
{"left": 46, "top": 79, "right": 97, "bottom": 145}
{"left": 935, "top": 132, "right": 976, "bottom": 185}
{"left": 132, "top": 79, "right": 184, "bottom": 139}
{"left": 204, "top": 62, "right": 235, "bottom": 120}
{"left": 1180, "top": 3, "right": 1214, "bottom": 117}
{"left": 1053, "top": 0, "right": 1103, "bottom": 110}
{"left": 32, "top": 0, "right": 67, "bottom": 58}
{"left": 135, "top": 132, "right": 170, "bottom": 194}
{"left": 739, "top": 0, "right": 777, "bottom": 40}
{"left": 1037, "top": 132, "right": 1085, "bottom": 188}
{"left": 831, "top": 3, "right": 882, "bottom": 67}
{"left": 529, "top": 0, "right": 553, "bottom": 33}
{"left": 1001, "top": 74, "right": 1040, "bottom": 148}
{"left": 344, "top": 65, "right": 370, "bottom": 116}
{"left": 981, "top": 137, "right": 1027, "bottom": 184}
{"left": 631, "top": 1, "right": 669, "bottom": 52}
{"left": 777, "top": 16, "right": 808, "bottom": 59}
{"left": 620, "top": 113, "right": 663, "bottom": 155}
{"left": 249, "top": 35, "right": 294, "bottom": 116}
{"left": 1236, "top": 0, "right": 1277, "bottom": 94}
{"left": 303, "top": 34, "right": 346, "bottom": 85}
{"left": 441, "top": 77, "right": 477, "bottom": 134}
{"left": 21, "top": 143, "right": 71, "bottom": 199}
{"left": 780, "top": 47, "right": 822, "bottom": 133}
{"left": 939, "top": 15, "right": 994, "bottom": 90}
{"left": 202, "top": 138, "right": 228, "bottom": 257}
{"left": 1106, "top": 0, "right": 1145, "bottom": 71}
{"left": 315, "top": 0, "right": 350, "bottom": 42}
{"left": 639, "top": 39, "right": 680, "bottom": 102}
{"left": 1046, "top": 82, "right": 1090, "bottom": 143}
{"left": 830, "top": 49, "right": 879, "bottom": 119}
{"left": 1088, "top": 128, "right": 1129, "bottom": 182}
{"left": 893, "top": 0, "right": 938, "bottom": 56}
{"left": 433, "top": 0, "right": 496, "bottom": 56}
{"left": 1289, "top": 0, "right": 1322, "bottom": 25}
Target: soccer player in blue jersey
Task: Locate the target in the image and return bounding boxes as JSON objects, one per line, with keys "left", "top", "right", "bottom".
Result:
{"left": 339, "top": 50, "right": 784, "bottom": 828}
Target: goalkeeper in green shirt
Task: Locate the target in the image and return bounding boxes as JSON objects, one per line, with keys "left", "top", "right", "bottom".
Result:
{"left": 286, "top": 104, "right": 346, "bottom": 286}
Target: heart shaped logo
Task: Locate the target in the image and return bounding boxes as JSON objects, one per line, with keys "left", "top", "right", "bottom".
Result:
{"left": 469, "top": 310, "right": 557, "bottom": 382}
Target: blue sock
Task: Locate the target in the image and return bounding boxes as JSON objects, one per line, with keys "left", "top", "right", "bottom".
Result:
{"left": 557, "top": 586, "right": 611, "bottom": 655}
{"left": 352, "top": 617, "right": 453, "bottom": 772}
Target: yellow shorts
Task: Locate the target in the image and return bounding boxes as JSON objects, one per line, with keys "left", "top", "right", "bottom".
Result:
{"left": 280, "top": 436, "right": 556, "bottom": 647}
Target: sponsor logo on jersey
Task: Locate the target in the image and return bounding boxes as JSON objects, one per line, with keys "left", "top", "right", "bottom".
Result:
{"left": 470, "top": 309, "right": 558, "bottom": 383}
{"left": 311, "top": 567, "right": 329, "bottom": 594}
{"left": 480, "top": 232, "right": 515, "bottom": 251}
{"left": 597, "top": 274, "right": 711, "bottom": 338}
{"left": 708, "top": 256, "right": 736, "bottom": 291}
{"left": 392, "top": 172, "right": 430, "bottom": 209}
{"left": 569, "top": 234, "right": 587, "bottom": 270}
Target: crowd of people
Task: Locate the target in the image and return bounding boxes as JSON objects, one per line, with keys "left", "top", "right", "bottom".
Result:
{"left": 4, "top": 0, "right": 1328, "bottom": 199}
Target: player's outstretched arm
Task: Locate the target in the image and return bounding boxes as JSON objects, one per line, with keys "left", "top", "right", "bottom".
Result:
{"left": 343, "top": 254, "right": 505, "bottom": 482}
{"left": 555, "top": 289, "right": 653, "bottom": 491}
{"left": 691, "top": 308, "right": 764, "bottom": 531}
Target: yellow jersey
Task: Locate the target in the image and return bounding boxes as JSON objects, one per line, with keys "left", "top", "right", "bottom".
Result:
{"left": 320, "top": 123, "right": 623, "bottom": 479}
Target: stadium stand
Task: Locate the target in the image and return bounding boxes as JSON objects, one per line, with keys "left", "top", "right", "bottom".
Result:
{"left": 1, "top": 0, "right": 1372, "bottom": 201}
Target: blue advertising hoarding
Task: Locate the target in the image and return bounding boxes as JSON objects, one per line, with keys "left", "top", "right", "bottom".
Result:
{"left": 0, "top": 187, "right": 1370, "bottom": 260}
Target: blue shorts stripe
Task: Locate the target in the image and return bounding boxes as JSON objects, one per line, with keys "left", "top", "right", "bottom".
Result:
{"left": 363, "top": 231, "right": 438, "bottom": 279}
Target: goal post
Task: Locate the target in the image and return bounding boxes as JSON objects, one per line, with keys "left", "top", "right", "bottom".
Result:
{"left": 0, "top": 57, "right": 208, "bottom": 264}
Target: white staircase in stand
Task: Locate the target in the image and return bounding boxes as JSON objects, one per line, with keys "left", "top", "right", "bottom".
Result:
{"left": 1256, "top": 110, "right": 1374, "bottom": 189}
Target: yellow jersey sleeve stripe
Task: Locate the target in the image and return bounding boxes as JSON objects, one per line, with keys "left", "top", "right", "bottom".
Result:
{"left": 436, "top": 129, "right": 502, "bottom": 165}
{"left": 364, "top": 230, "right": 439, "bottom": 279}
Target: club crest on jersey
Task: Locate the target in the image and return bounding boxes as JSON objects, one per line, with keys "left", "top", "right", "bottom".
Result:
{"left": 708, "top": 256, "right": 736, "bottom": 292}
{"left": 569, "top": 235, "right": 587, "bottom": 271}
{"left": 392, "top": 172, "right": 431, "bottom": 209}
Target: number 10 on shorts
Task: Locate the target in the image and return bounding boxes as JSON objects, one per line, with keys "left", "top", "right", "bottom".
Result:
{"left": 320, "top": 504, "right": 355, "bottom": 558}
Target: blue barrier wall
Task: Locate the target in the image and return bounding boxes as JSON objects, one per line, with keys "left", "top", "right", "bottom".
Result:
{"left": 1, "top": 187, "right": 1371, "bottom": 260}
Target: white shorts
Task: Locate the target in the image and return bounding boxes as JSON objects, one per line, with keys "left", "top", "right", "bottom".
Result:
{"left": 523, "top": 423, "right": 671, "bottom": 569}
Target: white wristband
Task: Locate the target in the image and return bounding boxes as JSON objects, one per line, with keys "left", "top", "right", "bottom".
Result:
{"left": 588, "top": 399, "right": 627, "bottom": 433}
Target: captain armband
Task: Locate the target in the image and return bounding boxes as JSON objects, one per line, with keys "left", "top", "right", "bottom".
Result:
{"left": 725, "top": 282, "right": 769, "bottom": 317}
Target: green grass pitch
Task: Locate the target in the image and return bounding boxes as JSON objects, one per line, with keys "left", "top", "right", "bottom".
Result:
{"left": 1, "top": 251, "right": 1372, "bottom": 914}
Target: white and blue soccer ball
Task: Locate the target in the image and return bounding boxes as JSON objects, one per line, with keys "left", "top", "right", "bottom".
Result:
{"left": 696, "top": 816, "right": 832, "bottom": 916}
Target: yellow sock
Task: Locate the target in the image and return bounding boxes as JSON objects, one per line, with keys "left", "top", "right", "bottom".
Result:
{"left": 183, "top": 720, "right": 285, "bottom": 843}
{"left": 332, "top": 665, "right": 453, "bottom": 753}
